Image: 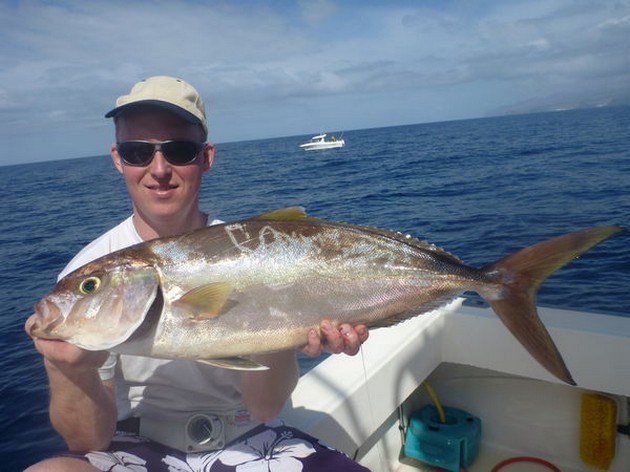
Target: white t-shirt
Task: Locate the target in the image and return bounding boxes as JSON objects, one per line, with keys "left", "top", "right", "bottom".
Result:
{"left": 58, "top": 215, "right": 247, "bottom": 423}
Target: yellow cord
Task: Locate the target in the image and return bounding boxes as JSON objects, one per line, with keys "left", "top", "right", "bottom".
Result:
{"left": 423, "top": 381, "right": 446, "bottom": 423}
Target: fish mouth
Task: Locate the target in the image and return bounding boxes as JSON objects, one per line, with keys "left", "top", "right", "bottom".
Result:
{"left": 27, "top": 298, "right": 63, "bottom": 338}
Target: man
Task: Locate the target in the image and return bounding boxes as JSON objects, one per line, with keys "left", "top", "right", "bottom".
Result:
{"left": 25, "top": 76, "right": 369, "bottom": 471}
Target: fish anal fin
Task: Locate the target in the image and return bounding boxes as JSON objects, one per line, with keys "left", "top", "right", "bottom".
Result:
{"left": 368, "top": 310, "right": 418, "bottom": 329}
{"left": 174, "top": 282, "right": 233, "bottom": 320}
{"left": 369, "top": 297, "right": 457, "bottom": 329}
{"left": 197, "top": 357, "right": 269, "bottom": 371}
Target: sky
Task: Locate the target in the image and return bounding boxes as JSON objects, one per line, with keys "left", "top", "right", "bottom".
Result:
{"left": 1, "top": 0, "right": 629, "bottom": 166}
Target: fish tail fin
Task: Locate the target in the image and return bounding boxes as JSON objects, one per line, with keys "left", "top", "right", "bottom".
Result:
{"left": 483, "top": 226, "right": 623, "bottom": 385}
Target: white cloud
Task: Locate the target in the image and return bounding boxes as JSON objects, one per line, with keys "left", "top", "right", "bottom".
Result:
{"left": 0, "top": 0, "right": 629, "bottom": 165}
{"left": 298, "top": 0, "right": 338, "bottom": 25}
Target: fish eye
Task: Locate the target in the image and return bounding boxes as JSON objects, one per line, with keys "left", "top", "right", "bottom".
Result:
{"left": 79, "top": 276, "right": 101, "bottom": 295}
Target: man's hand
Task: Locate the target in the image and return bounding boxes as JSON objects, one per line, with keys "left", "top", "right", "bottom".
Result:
{"left": 25, "top": 314, "right": 109, "bottom": 372}
{"left": 25, "top": 313, "right": 117, "bottom": 450}
{"left": 301, "top": 320, "right": 369, "bottom": 357}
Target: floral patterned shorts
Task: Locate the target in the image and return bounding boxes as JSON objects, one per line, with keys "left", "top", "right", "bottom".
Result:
{"left": 60, "top": 421, "right": 371, "bottom": 471}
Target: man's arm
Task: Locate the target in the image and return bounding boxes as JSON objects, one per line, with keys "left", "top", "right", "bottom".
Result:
{"left": 28, "top": 322, "right": 117, "bottom": 450}
{"left": 241, "top": 321, "right": 369, "bottom": 421}
{"left": 241, "top": 351, "right": 300, "bottom": 422}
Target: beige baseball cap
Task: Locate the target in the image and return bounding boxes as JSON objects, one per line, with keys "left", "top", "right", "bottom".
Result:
{"left": 105, "top": 76, "right": 208, "bottom": 136}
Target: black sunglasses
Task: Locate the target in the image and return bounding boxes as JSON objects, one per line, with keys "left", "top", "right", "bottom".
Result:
{"left": 116, "top": 140, "right": 205, "bottom": 166}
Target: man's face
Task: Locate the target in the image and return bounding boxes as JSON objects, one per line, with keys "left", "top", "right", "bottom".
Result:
{"left": 111, "top": 107, "right": 214, "bottom": 226}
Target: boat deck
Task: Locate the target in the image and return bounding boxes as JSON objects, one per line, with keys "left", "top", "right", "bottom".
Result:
{"left": 397, "top": 446, "right": 578, "bottom": 471}
{"left": 282, "top": 300, "right": 630, "bottom": 471}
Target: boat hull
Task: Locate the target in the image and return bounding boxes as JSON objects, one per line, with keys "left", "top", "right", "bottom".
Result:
{"left": 299, "top": 140, "right": 345, "bottom": 150}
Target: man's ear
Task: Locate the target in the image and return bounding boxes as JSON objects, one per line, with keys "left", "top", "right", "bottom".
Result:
{"left": 110, "top": 143, "right": 124, "bottom": 174}
{"left": 202, "top": 143, "right": 215, "bottom": 172}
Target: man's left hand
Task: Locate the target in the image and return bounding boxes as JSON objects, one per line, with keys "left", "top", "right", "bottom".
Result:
{"left": 301, "top": 321, "right": 369, "bottom": 357}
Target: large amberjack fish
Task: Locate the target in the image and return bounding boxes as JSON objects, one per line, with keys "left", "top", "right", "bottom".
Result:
{"left": 27, "top": 208, "right": 623, "bottom": 384}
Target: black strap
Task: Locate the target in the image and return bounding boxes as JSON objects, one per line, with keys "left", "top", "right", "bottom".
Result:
{"left": 116, "top": 417, "right": 140, "bottom": 434}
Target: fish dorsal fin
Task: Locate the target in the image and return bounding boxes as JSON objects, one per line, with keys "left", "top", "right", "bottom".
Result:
{"left": 253, "top": 207, "right": 462, "bottom": 263}
{"left": 386, "top": 231, "right": 464, "bottom": 264}
{"left": 253, "top": 207, "right": 310, "bottom": 220}
{"left": 197, "top": 357, "right": 269, "bottom": 371}
{"left": 174, "top": 282, "right": 233, "bottom": 320}
{"left": 339, "top": 222, "right": 465, "bottom": 264}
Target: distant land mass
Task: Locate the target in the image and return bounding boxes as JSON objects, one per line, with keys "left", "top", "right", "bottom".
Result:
{"left": 490, "top": 90, "right": 630, "bottom": 116}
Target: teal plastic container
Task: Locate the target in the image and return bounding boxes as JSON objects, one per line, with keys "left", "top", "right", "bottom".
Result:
{"left": 404, "top": 405, "right": 481, "bottom": 472}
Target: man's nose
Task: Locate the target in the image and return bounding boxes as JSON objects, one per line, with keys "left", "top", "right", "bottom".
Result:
{"left": 149, "top": 151, "right": 172, "bottom": 175}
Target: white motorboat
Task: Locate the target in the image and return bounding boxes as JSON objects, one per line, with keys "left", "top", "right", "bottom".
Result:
{"left": 282, "top": 298, "right": 630, "bottom": 471}
{"left": 299, "top": 133, "right": 345, "bottom": 150}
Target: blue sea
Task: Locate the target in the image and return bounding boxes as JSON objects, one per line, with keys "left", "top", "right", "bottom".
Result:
{"left": 1, "top": 106, "right": 629, "bottom": 471}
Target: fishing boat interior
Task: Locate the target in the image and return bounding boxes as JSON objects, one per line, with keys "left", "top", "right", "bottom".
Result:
{"left": 282, "top": 296, "right": 630, "bottom": 471}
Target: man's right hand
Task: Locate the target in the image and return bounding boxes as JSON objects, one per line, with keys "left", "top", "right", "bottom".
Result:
{"left": 25, "top": 313, "right": 117, "bottom": 450}
{"left": 26, "top": 313, "right": 109, "bottom": 372}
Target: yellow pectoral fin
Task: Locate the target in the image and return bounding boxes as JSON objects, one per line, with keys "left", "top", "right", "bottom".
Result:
{"left": 197, "top": 357, "right": 269, "bottom": 371}
{"left": 174, "top": 282, "right": 234, "bottom": 320}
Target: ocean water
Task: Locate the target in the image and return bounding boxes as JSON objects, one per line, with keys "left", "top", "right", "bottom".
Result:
{"left": 1, "top": 106, "right": 628, "bottom": 471}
